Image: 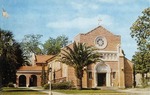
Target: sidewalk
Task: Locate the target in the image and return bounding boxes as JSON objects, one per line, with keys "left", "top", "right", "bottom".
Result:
{"left": 29, "top": 87, "right": 68, "bottom": 95}
{"left": 116, "top": 87, "right": 150, "bottom": 95}
{"left": 29, "top": 87, "right": 150, "bottom": 95}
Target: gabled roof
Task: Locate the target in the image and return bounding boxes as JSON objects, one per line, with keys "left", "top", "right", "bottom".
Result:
{"left": 89, "top": 26, "right": 111, "bottom": 34}
{"left": 76, "top": 26, "right": 120, "bottom": 37}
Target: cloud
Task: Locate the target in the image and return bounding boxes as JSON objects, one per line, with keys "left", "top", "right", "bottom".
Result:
{"left": 46, "top": 15, "right": 114, "bottom": 31}
{"left": 70, "top": 1, "right": 99, "bottom": 11}
{"left": 97, "top": 0, "right": 131, "bottom": 4}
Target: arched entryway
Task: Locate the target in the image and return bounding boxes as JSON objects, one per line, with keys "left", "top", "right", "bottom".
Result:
{"left": 29, "top": 75, "right": 37, "bottom": 87}
{"left": 19, "top": 75, "right": 26, "bottom": 87}
{"left": 94, "top": 63, "right": 111, "bottom": 87}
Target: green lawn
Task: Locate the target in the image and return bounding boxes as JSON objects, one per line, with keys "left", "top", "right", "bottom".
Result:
{"left": 53, "top": 89, "right": 128, "bottom": 95}
{"left": 0, "top": 87, "right": 131, "bottom": 95}
{"left": 0, "top": 87, "right": 47, "bottom": 95}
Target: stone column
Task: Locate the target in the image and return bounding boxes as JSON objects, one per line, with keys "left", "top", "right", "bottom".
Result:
{"left": 107, "top": 72, "right": 111, "bottom": 86}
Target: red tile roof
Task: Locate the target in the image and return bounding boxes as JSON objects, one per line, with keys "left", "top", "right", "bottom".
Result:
{"left": 18, "top": 66, "right": 48, "bottom": 71}
{"left": 35, "top": 55, "right": 55, "bottom": 63}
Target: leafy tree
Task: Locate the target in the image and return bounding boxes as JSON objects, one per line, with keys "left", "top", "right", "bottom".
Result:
{"left": 0, "top": 29, "right": 24, "bottom": 88}
{"left": 59, "top": 42, "right": 101, "bottom": 89}
{"left": 20, "top": 34, "right": 43, "bottom": 65}
{"left": 132, "top": 51, "right": 150, "bottom": 76}
{"left": 132, "top": 50, "right": 150, "bottom": 87}
{"left": 130, "top": 7, "right": 150, "bottom": 86}
{"left": 43, "top": 35, "right": 69, "bottom": 55}
{"left": 130, "top": 7, "right": 150, "bottom": 50}
{"left": 21, "top": 34, "right": 43, "bottom": 55}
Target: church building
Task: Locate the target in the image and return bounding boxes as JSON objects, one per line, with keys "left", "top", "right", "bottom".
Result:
{"left": 50, "top": 26, "right": 133, "bottom": 88}
{"left": 16, "top": 26, "right": 133, "bottom": 88}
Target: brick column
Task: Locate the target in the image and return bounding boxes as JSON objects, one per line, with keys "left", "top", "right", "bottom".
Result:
{"left": 26, "top": 75, "right": 30, "bottom": 87}
{"left": 37, "top": 75, "right": 41, "bottom": 86}
{"left": 117, "top": 44, "right": 125, "bottom": 88}
{"left": 16, "top": 75, "right": 19, "bottom": 87}
{"left": 118, "top": 56, "right": 125, "bottom": 88}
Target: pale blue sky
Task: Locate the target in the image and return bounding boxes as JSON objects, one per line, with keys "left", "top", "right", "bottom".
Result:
{"left": 0, "top": 0, "right": 149, "bottom": 60}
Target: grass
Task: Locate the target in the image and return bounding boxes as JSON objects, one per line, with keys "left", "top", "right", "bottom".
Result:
{"left": 0, "top": 87, "right": 132, "bottom": 95}
{"left": 53, "top": 89, "right": 127, "bottom": 94}
{"left": 0, "top": 87, "right": 47, "bottom": 95}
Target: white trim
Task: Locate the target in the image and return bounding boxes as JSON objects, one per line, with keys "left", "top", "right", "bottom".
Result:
{"left": 94, "top": 62, "right": 111, "bottom": 87}
{"left": 97, "top": 51, "right": 117, "bottom": 53}
{"left": 99, "top": 52, "right": 118, "bottom": 61}
{"left": 17, "top": 71, "right": 41, "bottom": 73}
{"left": 102, "top": 59, "right": 118, "bottom": 62}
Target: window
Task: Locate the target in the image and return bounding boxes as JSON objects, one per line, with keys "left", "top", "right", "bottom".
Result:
{"left": 88, "top": 72, "right": 92, "bottom": 79}
{"left": 113, "top": 72, "right": 116, "bottom": 79}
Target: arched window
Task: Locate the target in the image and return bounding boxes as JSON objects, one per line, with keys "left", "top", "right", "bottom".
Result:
{"left": 19, "top": 75, "right": 26, "bottom": 87}
{"left": 29, "top": 75, "right": 37, "bottom": 87}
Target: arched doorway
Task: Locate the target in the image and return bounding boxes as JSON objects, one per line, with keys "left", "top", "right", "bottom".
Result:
{"left": 94, "top": 63, "right": 111, "bottom": 87}
{"left": 29, "top": 75, "right": 37, "bottom": 87}
{"left": 19, "top": 75, "right": 26, "bottom": 87}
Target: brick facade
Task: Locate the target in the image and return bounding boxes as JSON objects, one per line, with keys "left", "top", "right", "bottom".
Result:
{"left": 16, "top": 26, "right": 133, "bottom": 88}
{"left": 16, "top": 55, "right": 55, "bottom": 87}
{"left": 52, "top": 26, "right": 133, "bottom": 88}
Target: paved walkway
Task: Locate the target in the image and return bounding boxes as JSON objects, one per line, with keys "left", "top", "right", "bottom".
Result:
{"left": 29, "top": 87, "right": 67, "bottom": 95}
{"left": 29, "top": 87, "right": 150, "bottom": 95}
{"left": 117, "top": 87, "right": 150, "bottom": 95}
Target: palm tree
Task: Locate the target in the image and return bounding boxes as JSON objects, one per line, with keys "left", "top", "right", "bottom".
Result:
{"left": 60, "top": 42, "right": 101, "bottom": 89}
{"left": 0, "top": 29, "right": 25, "bottom": 88}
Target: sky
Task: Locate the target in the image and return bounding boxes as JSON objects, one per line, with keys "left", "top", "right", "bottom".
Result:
{"left": 0, "top": 0, "right": 149, "bottom": 60}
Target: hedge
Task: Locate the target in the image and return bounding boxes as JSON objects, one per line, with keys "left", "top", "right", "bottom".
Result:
{"left": 44, "top": 81, "right": 74, "bottom": 89}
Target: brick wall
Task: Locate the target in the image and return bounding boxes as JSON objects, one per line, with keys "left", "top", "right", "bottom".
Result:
{"left": 74, "top": 26, "right": 121, "bottom": 51}
{"left": 124, "top": 58, "right": 133, "bottom": 87}
{"left": 55, "top": 69, "right": 62, "bottom": 80}
{"left": 57, "top": 26, "right": 133, "bottom": 88}
{"left": 68, "top": 66, "right": 77, "bottom": 87}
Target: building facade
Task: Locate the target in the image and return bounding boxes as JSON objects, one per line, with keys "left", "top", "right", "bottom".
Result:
{"left": 16, "top": 55, "right": 54, "bottom": 87}
{"left": 50, "top": 26, "right": 133, "bottom": 88}
{"left": 16, "top": 26, "right": 133, "bottom": 88}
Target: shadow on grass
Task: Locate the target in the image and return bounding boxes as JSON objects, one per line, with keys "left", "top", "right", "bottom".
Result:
{"left": 2, "top": 87, "right": 46, "bottom": 93}
{"left": 3, "top": 89, "right": 37, "bottom": 92}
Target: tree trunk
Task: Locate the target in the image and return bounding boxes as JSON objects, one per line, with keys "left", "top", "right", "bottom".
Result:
{"left": 0, "top": 57, "right": 2, "bottom": 91}
{"left": 75, "top": 68, "right": 83, "bottom": 90}
{"left": 141, "top": 73, "right": 148, "bottom": 87}
{"left": 0, "top": 71, "right": 2, "bottom": 91}
{"left": 142, "top": 73, "right": 145, "bottom": 82}
{"left": 77, "top": 77, "right": 82, "bottom": 90}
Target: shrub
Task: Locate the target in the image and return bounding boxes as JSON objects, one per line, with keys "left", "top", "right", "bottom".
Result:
{"left": 44, "top": 81, "right": 74, "bottom": 89}
{"left": 7, "top": 82, "right": 15, "bottom": 87}
{"left": 44, "top": 83, "right": 49, "bottom": 89}
{"left": 141, "top": 78, "right": 148, "bottom": 88}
